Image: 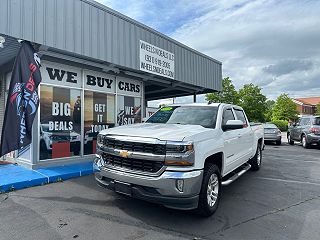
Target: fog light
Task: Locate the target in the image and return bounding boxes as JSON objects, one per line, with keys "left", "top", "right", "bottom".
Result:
{"left": 176, "top": 179, "right": 184, "bottom": 192}
{"left": 96, "top": 173, "right": 103, "bottom": 180}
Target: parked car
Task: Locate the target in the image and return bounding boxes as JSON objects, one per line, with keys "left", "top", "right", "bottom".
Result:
{"left": 263, "top": 123, "right": 282, "bottom": 145}
{"left": 287, "top": 115, "right": 320, "bottom": 148}
{"left": 40, "top": 124, "right": 81, "bottom": 155}
{"left": 93, "top": 103, "right": 264, "bottom": 217}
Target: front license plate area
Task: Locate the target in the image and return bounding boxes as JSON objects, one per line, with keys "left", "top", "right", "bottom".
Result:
{"left": 114, "top": 181, "right": 132, "bottom": 196}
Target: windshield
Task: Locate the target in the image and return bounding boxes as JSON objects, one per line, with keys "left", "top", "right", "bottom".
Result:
{"left": 314, "top": 117, "right": 320, "bottom": 125}
{"left": 146, "top": 106, "right": 218, "bottom": 128}
{"left": 263, "top": 123, "right": 277, "bottom": 129}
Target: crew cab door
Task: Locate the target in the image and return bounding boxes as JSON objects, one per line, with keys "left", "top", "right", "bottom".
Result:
{"left": 221, "top": 107, "right": 242, "bottom": 174}
{"left": 233, "top": 108, "right": 253, "bottom": 163}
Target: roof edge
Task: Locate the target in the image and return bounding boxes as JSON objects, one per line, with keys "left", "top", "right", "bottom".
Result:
{"left": 82, "top": 0, "right": 222, "bottom": 65}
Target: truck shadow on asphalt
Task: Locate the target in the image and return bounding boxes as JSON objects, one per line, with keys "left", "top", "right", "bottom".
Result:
{"left": 64, "top": 169, "right": 307, "bottom": 240}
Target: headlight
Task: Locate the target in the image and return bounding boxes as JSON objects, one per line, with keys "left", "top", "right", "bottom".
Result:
{"left": 165, "top": 141, "right": 194, "bottom": 166}
{"left": 166, "top": 141, "right": 194, "bottom": 153}
{"left": 49, "top": 135, "right": 60, "bottom": 141}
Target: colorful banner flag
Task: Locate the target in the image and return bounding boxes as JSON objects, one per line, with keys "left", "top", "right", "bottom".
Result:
{"left": 0, "top": 41, "right": 42, "bottom": 157}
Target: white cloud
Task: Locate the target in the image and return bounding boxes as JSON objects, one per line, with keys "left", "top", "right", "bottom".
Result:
{"left": 171, "top": 0, "right": 320, "bottom": 100}
{"left": 96, "top": 0, "right": 320, "bottom": 102}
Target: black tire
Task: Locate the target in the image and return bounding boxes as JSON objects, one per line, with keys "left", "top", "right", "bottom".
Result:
{"left": 301, "top": 135, "right": 310, "bottom": 149}
{"left": 196, "top": 164, "right": 221, "bottom": 217}
{"left": 288, "top": 134, "right": 294, "bottom": 145}
{"left": 249, "top": 143, "right": 262, "bottom": 171}
{"left": 276, "top": 140, "right": 281, "bottom": 145}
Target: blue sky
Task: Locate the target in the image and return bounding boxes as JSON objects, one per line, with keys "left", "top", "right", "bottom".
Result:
{"left": 97, "top": 0, "right": 320, "bottom": 106}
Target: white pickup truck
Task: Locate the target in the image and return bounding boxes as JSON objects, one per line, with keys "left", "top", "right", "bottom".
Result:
{"left": 94, "top": 103, "right": 264, "bottom": 216}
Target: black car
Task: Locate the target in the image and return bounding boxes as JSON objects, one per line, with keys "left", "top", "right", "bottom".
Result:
{"left": 287, "top": 115, "right": 320, "bottom": 148}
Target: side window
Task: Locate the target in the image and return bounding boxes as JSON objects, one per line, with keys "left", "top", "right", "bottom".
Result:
{"left": 222, "top": 108, "right": 235, "bottom": 126}
{"left": 300, "top": 118, "right": 307, "bottom": 126}
{"left": 305, "top": 118, "right": 311, "bottom": 125}
{"left": 234, "top": 109, "right": 248, "bottom": 127}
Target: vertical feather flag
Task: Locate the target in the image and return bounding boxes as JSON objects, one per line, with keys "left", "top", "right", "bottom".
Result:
{"left": 0, "top": 41, "right": 41, "bottom": 157}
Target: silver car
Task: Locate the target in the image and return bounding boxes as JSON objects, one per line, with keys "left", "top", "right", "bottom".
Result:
{"left": 263, "top": 123, "right": 282, "bottom": 145}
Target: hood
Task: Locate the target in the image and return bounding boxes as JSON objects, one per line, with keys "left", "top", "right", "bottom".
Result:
{"left": 100, "top": 123, "right": 210, "bottom": 141}
{"left": 44, "top": 131, "right": 79, "bottom": 137}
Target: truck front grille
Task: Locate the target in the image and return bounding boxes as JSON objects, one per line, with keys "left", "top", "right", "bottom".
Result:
{"left": 102, "top": 137, "right": 166, "bottom": 155}
{"left": 103, "top": 154, "right": 164, "bottom": 173}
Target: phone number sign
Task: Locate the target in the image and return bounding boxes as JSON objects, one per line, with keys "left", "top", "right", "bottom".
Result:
{"left": 139, "top": 40, "right": 175, "bottom": 79}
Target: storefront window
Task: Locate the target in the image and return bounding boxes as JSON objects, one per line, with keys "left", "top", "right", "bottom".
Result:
{"left": 84, "top": 91, "right": 115, "bottom": 155}
{"left": 37, "top": 62, "right": 143, "bottom": 161}
{"left": 39, "top": 85, "right": 81, "bottom": 160}
{"left": 117, "top": 96, "right": 141, "bottom": 125}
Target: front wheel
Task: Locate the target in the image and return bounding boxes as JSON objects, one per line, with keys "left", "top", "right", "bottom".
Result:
{"left": 302, "top": 135, "right": 310, "bottom": 149}
{"left": 276, "top": 140, "right": 281, "bottom": 145}
{"left": 196, "top": 164, "right": 221, "bottom": 217}
{"left": 249, "top": 143, "right": 262, "bottom": 171}
{"left": 288, "top": 134, "right": 294, "bottom": 145}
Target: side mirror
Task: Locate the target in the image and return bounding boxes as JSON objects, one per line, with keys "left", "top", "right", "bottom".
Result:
{"left": 222, "top": 120, "right": 244, "bottom": 131}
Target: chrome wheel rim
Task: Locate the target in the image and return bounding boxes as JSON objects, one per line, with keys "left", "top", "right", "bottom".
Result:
{"left": 257, "top": 148, "right": 261, "bottom": 166}
{"left": 207, "top": 174, "right": 219, "bottom": 207}
{"left": 302, "top": 137, "right": 306, "bottom": 147}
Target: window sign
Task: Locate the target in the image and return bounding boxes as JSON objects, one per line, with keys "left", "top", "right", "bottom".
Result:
{"left": 117, "top": 96, "right": 141, "bottom": 126}
{"left": 40, "top": 61, "right": 82, "bottom": 88}
{"left": 146, "top": 107, "right": 158, "bottom": 117}
{"left": 84, "top": 91, "right": 115, "bottom": 155}
{"left": 116, "top": 76, "right": 142, "bottom": 97}
{"left": 84, "top": 70, "right": 116, "bottom": 93}
{"left": 40, "top": 85, "right": 81, "bottom": 160}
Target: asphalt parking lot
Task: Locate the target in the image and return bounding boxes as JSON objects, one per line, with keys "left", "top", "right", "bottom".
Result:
{"left": 1, "top": 141, "right": 320, "bottom": 240}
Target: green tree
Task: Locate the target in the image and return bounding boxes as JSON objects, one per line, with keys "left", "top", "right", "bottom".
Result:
{"left": 206, "top": 77, "right": 239, "bottom": 104}
{"left": 272, "top": 94, "right": 298, "bottom": 121}
{"left": 316, "top": 103, "right": 320, "bottom": 115}
{"left": 238, "top": 84, "right": 267, "bottom": 122}
{"left": 265, "top": 99, "right": 275, "bottom": 122}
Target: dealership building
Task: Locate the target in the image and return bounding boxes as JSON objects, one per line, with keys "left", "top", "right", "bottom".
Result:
{"left": 0, "top": 0, "right": 222, "bottom": 169}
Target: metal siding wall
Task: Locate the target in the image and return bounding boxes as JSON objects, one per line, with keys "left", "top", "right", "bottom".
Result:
{"left": 0, "top": 0, "right": 221, "bottom": 90}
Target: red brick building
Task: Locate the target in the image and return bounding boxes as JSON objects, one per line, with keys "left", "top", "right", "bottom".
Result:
{"left": 293, "top": 97, "right": 320, "bottom": 115}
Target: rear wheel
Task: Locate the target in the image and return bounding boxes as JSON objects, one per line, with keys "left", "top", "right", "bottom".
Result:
{"left": 302, "top": 135, "right": 310, "bottom": 149}
{"left": 288, "top": 134, "right": 294, "bottom": 145}
{"left": 196, "top": 164, "right": 221, "bottom": 217}
{"left": 249, "top": 143, "right": 262, "bottom": 171}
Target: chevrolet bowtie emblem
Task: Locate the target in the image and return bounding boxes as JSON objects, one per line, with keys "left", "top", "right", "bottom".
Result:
{"left": 119, "top": 150, "right": 130, "bottom": 158}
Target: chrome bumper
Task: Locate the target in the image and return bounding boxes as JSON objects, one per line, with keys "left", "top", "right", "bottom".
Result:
{"left": 94, "top": 157, "right": 203, "bottom": 210}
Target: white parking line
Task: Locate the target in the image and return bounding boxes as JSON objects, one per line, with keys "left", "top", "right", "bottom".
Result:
{"left": 265, "top": 158, "right": 320, "bottom": 163}
{"left": 256, "top": 177, "right": 320, "bottom": 186}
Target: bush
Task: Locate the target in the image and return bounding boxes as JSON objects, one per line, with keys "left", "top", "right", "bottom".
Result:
{"left": 271, "top": 120, "right": 288, "bottom": 132}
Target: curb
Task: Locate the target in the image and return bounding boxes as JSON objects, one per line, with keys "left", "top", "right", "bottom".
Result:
{"left": 0, "top": 162, "right": 94, "bottom": 193}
